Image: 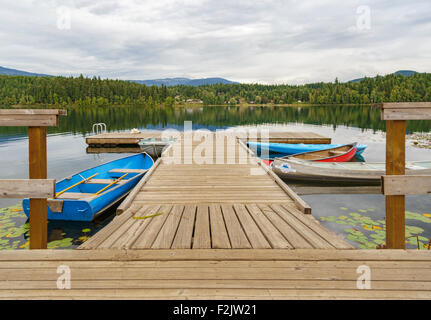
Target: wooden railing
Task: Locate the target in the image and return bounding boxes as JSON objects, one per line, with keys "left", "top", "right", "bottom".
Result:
{"left": 379, "top": 102, "right": 431, "bottom": 249}
{"left": 0, "top": 109, "right": 66, "bottom": 249}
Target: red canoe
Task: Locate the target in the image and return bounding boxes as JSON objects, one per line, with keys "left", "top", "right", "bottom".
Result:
{"left": 277, "top": 143, "right": 358, "bottom": 162}
{"left": 263, "top": 159, "right": 273, "bottom": 166}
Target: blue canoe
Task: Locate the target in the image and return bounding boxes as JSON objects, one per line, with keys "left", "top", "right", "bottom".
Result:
{"left": 23, "top": 153, "right": 154, "bottom": 221}
{"left": 247, "top": 142, "right": 367, "bottom": 159}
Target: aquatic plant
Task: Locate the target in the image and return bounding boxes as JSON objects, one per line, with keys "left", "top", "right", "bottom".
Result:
{"left": 0, "top": 204, "right": 77, "bottom": 249}
{"left": 320, "top": 207, "right": 431, "bottom": 249}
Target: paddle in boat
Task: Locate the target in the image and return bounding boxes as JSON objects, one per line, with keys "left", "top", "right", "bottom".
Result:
{"left": 247, "top": 141, "right": 367, "bottom": 159}
{"left": 22, "top": 153, "right": 154, "bottom": 221}
{"left": 272, "top": 158, "right": 431, "bottom": 184}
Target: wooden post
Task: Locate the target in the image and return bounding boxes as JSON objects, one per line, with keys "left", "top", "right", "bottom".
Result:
{"left": 380, "top": 102, "right": 431, "bottom": 249}
{"left": 0, "top": 109, "right": 66, "bottom": 249}
{"left": 28, "top": 127, "right": 48, "bottom": 249}
{"left": 385, "top": 120, "right": 406, "bottom": 249}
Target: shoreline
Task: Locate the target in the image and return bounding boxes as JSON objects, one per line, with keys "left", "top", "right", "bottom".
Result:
{"left": 1, "top": 103, "right": 374, "bottom": 109}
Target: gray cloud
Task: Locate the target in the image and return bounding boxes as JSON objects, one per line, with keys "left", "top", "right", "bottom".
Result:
{"left": 0, "top": 0, "right": 430, "bottom": 84}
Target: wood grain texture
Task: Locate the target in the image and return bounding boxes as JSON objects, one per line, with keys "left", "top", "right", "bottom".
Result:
{"left": 1, "top": 249, "right": 430, "bottom": 300}
{"left": 171, "top": 205, "right": 197, "bottom": 249}
{"left": 192, "top": 205, "right": 211, "bottom": 249}
{"left": 0, "top": 179, "right": 55, "bottom": 198}
{"left": 385, "top": 120, "right": 406, "bottom": 249}
{"left": 133, "top": 205, "right": 173, "bottom": 249}
{"left": 382, "top": 102, "right": 431, "bottom": 109}
{"left": 0, "top": 109, "right": 66, "bottom": 127}
{"left": 28, "top": 126, "right": 47, "bottom": 249}
{"left": 382, "top": 103, "right": 431, "bottom": 120}
{"left": 382, "top": 175, "right": 431, "bottom": 195}
{"left": 0, "top": 109, "right": 67, "bottom": 115}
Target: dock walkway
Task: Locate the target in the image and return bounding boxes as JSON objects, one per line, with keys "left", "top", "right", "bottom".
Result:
{"left": 2, "top": 132, "right": 431, "bottom": 300}
{"left": 80, "top": 132, "right": 351, "bottom": 250}
{"left": 1, "top": 249, "right": 431, "bottom": 299}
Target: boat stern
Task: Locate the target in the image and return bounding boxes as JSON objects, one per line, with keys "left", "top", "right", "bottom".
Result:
{"left": 22, "top": 198, "right": 95, "bottom": 222}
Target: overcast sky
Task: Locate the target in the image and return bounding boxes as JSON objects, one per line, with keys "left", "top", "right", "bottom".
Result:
{"left": 0, "top": 0, "right": 430, "bottom": 84}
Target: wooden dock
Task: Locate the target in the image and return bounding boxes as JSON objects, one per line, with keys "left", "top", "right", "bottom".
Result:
{"left": 1, "top": 249, "right": 431, "bottom": 299}
{"left": 86, "top": 131, "right": 331, "bottom": 146}
{"left": 79, "top": 133, "right": 350, "bottom": 250}
{"left": 2, "top": 130, "right": 431, "bottom": 300}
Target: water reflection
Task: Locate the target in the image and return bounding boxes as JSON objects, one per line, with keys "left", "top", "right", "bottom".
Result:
{"left": 1, "top": 105, "right": 430, "bottom": 137}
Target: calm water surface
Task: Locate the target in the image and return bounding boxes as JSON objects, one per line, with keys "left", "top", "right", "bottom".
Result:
{"left": 1, "top": 105, "right": 430, "bottom": 249}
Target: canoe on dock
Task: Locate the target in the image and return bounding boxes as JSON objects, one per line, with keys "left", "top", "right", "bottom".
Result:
{"left": 247, "top": 141, "right": 367, "bottom": 158}
{"left": 272, "top": 159, "right": 431, "bottom": 183}
{"left": 22, "top": 153, "right": 154, "bottom": 221}
{"left": 283, "top": 143, "right": 357, "bottom": 162}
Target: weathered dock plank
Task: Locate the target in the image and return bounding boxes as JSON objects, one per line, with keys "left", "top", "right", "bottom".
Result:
{"left": 1, "top": 249, "right": 430, "bottom": 300}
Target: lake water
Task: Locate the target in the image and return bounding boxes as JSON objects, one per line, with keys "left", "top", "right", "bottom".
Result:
{"left": 1, "top": 105, "right": 431, "bottom": 249}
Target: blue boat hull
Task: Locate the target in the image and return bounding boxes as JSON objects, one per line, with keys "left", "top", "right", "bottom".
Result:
{"left": 23, "top": 153, "right": 154, "bottom": 221}
{"left": 247, "top": 142, "right": 367, "bottom": 159}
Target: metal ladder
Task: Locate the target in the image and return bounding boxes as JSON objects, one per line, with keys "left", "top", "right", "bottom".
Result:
{"left": 92, "top": 123, "right": 107, "bottom": 135}
{"left": 91, "top": 123, "right": 107, "bottom": 162}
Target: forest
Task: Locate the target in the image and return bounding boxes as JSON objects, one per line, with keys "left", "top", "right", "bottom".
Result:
{"left": 0, "top": 74, "right": 169, "bottom": 107}
{"left": 0, "top": 72, "right": 431, "bottom": 107}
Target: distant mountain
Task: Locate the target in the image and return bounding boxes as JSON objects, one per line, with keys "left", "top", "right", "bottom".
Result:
{"left": 393, "top": 70, "right": 417, "bottom": 76}
{"left": 349, "top": 70, "right": 418, "bottom": 83}
{"left": 130, "top": 77, "right": 239, "bottom": 87}
{"left": 0, "top": 67, "right": 238, "bottom": 87}
{"left": 0, "top": 66, "right": 51, "bottom": 77}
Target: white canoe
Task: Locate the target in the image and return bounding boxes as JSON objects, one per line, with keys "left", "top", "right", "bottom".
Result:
{"left": 138, "top": 138, "right": 174, "bottom": 158}
{"left": 272, "top": 158, "right": 431, "bottom": 183}
{"left": 139, "top": 142, "right": 170, "bottom": 158}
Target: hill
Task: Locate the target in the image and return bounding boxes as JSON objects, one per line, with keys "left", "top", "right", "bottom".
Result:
{"left": 130, "top": 77, "right": 239, "bottom": 87}
{"left": 349, "top": 70, "right": 417, "bottom": 83}
{"left": 0, "top": 66, "right": 51, "bottom": 77}
{"left": 0, "top": 66, "right": 238, "bottom": 87}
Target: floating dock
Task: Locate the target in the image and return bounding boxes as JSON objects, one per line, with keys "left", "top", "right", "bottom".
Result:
{"left": 86, "top": 131, "right": 332, "bottom": 146}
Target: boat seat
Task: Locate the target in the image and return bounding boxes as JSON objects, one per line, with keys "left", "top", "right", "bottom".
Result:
{"left": 296, "top": 154, "right": 325, "bottom": 159}
{"left": 56, "top": 192, "right": 94, "bottom": 199}
{"left": 85, "top": 179, "right": 127, "bottom": 185}
{"left": 108, "top": 169, "right": 147, "bottom": 173}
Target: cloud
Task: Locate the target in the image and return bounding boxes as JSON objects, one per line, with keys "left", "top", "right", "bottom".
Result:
{"left": 0, "top": 0, "right": 430, "bottom": 84}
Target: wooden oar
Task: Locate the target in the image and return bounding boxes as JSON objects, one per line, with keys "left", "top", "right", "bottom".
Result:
{"left": 56, "top": 173, "right": 99, "bottom": 198}
{"left": 93, "top": 173, "right": 128, "bottom": 196}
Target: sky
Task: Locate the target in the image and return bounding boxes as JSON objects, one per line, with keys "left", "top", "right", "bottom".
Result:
{"left": 0, "top": 0, "right": 430, "bottom": 84}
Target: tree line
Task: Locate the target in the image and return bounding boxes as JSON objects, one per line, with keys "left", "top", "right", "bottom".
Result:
{"left": 171, "top": 73, "right": 431, "bottom": 105}
{"left": 0, "top": 72, "right": 431, "bottom": 107}
{"left": 0, "top": 74, "right": 170, "bottom": 107}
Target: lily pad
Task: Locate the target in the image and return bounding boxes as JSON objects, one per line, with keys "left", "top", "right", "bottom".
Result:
{"left": 320, "top": 206, "right": 431, "bottom": 250}
{"left": 406, "top": 211, "right": 431, "bottom": 224}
